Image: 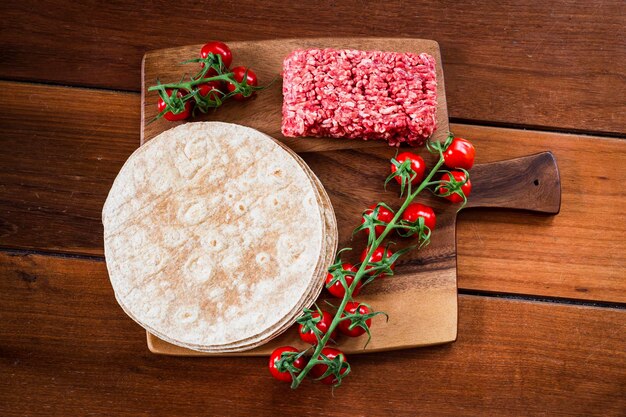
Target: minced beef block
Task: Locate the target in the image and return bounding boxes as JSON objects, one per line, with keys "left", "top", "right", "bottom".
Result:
{"left": 281, "top": 48, "right": 437, "bottom": 147}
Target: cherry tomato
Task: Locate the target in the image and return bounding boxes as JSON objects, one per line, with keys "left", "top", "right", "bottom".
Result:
{"left": 157, "top": 89, "right": 192, "bottom": 121}
{"left": 200, "top": 41, "right": 233, "bottom": 68}
{"left": 309, "top": 348, "right": 349, "bottom": 385}
{"left": 443, "top": 137, "right": 475, "bottom": 170}
{"left": 338, "top": 302, "right": 371, "bottom": 337}
{"left": 390, "top": 152, "right": 426, "bottom": 185}
{"left": 401, "top": 203, "right": 436, "bottom": 232}
{"left": 439, "top": 171, "right": 472, "bottom": 203}
{"left": 298, "top": 310, "right": 336, "bottom": 345}
{"left": 325, "top": 263, "right": 361, "bottom": 298}
{"left": 362, "top": 204, "right": 394, "bottom": 237}
{"left": 197, "top": 81, "right": 224, "bottom": 100}
{"left": 268, "top": 346, "right": 306, "bottom": 383}
{"left": 226, "top": 66, "right": 258, "bottom": 101}
{"left": 360, "top": 247, "right": 395, "bottom": 277}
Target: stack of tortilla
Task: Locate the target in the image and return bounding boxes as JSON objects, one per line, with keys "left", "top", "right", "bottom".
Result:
{"left": 103, "top": 122, "right": 337, "bottom": 352}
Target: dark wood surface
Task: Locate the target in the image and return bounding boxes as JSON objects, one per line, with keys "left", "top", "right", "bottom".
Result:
{"left": 0, "top": 82, "right": 139, "bottom": 255}
{"left": 1, "top": 252, "right": 624, "bottom": 416}
{"left": 1, "top": 2, "right": 625, "bottom": 415}
{"left": 1, "top": 1, "right": 625, "bottom": 134}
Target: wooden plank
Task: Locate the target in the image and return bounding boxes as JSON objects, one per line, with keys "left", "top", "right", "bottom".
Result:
{"left": 1, "top": 1, "right": 624, "bottom": 134}
{"left": 1, "top": 82, "right": 624, "bottom": 303}
{"left": 0, "top": 82, "right": 139, "bottom": 255}
{"left": 0, "top": 252, "right": 624, "bottom": 416}
{"left": 454, "top": 125, "right": 626, "bottom": 303}
{"left": 141, "top": 38, "right": 450, "bottom": 148}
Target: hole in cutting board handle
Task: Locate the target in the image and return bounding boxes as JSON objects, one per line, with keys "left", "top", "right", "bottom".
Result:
{"left": 533, "top": 179, "right": 540, "bottom": 186}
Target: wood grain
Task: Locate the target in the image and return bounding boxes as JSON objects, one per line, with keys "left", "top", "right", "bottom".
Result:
{"left": 1, "top": 252, "right": 624, "bottom": 416}
{"left": 1, "top": 81, "right": 624, "bottom": 303}
{"left": 455, "top": 125, "right": 626, "bottom": 303}
{"left": 141, "top": 38, "right": 449, "bottom": 148}
{"left": 1, "top": 3, "right": 623, "bottom": 411}
{"left": 0, "top": 82, "right": 139, "bottom": 255}
{"left": 1, "top": 1, "right": 624, "bottom": 134}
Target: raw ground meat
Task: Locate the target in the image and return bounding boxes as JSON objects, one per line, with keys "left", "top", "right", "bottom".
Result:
{"left": 281, "top": 48, "right": 437, "bottom": 147}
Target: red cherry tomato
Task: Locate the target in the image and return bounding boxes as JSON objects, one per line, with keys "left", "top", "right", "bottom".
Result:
{"left": 268, "top": 346, "right": 306, "bottom": 383}
{"left": 226, "top": 66, "right": 258, "bottom": 101}
{"left": 401, "top": 203, "right": 436, "bottom": 232}
{"left": 309, "top": 348, "right": 349, "bottom": 385}
{"left": 338, "top": 302, "right": 371, "bottom": 337}
{"left": 197, "top": 81, "right": 224, "bottom": 100}
{"left": 200, "top": 41, "right": 233, "bottom": 68}
{"left": 362, "top": 204, "right": 395, "bottom": 237}
{"left": 325, "top": 263, "right": 361, "bottom": 298}
{"left": 443, "top": 137, "right": 475, "bottom": 170}
{"left": 298, "top": 310, "right": 336, "bottom": 345}
{"left": 157, "top": 89, "right": 192, "bottom": 121}
{"left": 390, "top": 152, "right": 426, "bottom": 185}
{"left": 360, "top": 247, "right": 395, "bottom": 277}
{"left": 439, "top": 171, "right": 472, "bottom": 203}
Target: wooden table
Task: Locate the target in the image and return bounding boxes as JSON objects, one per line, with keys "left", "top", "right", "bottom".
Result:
{"left": 1, "top": 1, "right": 624, "bottom": 416}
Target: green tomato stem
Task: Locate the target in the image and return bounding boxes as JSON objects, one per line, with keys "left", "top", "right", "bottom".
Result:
{"left": 293, "top": 151, "right": 446, "bottom": 387}
{"left": 148, "top": 74, "right": 235, "bottom": 91}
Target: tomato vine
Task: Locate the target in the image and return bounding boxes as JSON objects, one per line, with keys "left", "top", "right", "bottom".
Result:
{"left": 269, "top": 133, "right": 476, "bottom": 389}
{"left": 148, "top": 42, "right": 269, "bottom": 122}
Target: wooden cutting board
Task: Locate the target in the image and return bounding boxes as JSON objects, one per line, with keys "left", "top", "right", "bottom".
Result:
{"left": 140, "top": 38, "right": 561, "bottom": 356}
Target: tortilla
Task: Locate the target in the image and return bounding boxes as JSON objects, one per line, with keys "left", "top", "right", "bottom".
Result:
{"left": 103, "top": 122, "right": 336, "bottom": 351}
{"left": 191, "top": 151, "right": 338, "bottom": 352}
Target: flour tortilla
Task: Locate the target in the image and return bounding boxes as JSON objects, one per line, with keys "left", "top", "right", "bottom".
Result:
{"left": 103, "top": 122, "right": 336, "bottom": 351}
{"left": 190, "top": 151, "right": 338, "bottom": 351}
{"left": 157, "top": 136, "right": 338, "bottom": 352}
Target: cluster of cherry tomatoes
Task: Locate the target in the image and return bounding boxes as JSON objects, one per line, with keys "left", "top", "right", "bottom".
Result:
{"left": 356, "top": 136, "right": 475, "bottom": 281}
{"left": 269, "top": 300, "right": 364, "bottom": 385}
{"left": 269, "top": 345, "right": 348, "bottom": 385}
{"left": 156, "top": 41, "right": 259, "bottom": 121}
{"left": 269, "top": 137, "right": 476, "bottom": 387}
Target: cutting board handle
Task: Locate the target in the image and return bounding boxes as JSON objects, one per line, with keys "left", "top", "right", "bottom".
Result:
{"left": 463, "top": 152, "right": 561, "bottom": 214}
